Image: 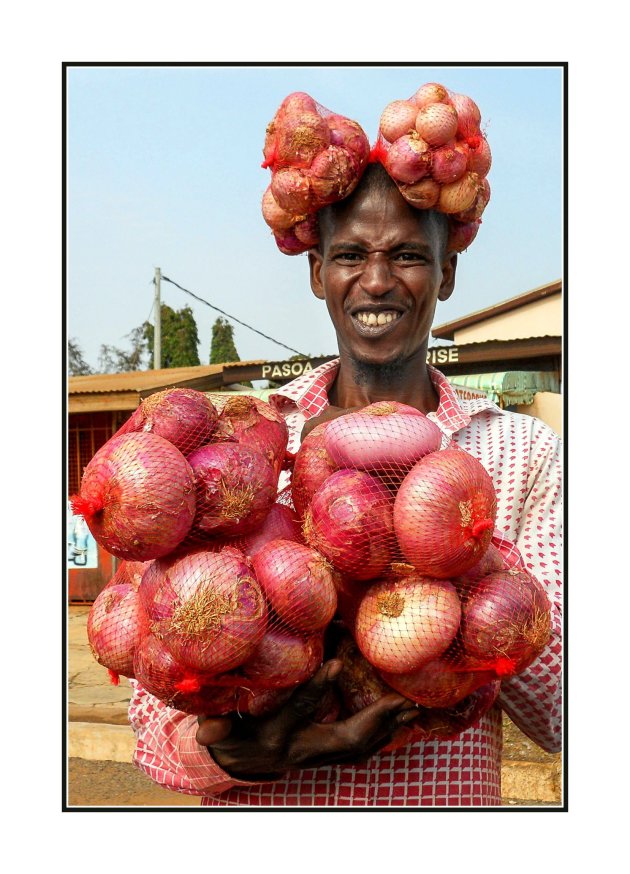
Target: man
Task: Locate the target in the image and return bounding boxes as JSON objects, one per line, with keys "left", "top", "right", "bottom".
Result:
{"left": 129, "top": 162, "right": 562, "bottom": 807}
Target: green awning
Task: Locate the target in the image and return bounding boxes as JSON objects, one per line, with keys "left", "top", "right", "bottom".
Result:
{"left": 449, "top": 371, "right": 560, "bottom": 408}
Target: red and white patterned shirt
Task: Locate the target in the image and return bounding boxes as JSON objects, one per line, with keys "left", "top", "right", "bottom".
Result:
{"left": 129, "top": 360, "right": 562, "bottom": 807}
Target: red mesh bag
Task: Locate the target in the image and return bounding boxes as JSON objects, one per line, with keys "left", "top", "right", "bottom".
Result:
{"left": 261, "top": 91, "right": 371, "bottom": 254}
{"left": 373, "top": 82, "right": 492, "bottom": 252}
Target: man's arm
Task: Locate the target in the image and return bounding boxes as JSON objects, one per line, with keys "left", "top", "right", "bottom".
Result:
{"left": 497, "top": 420, "right": 563, "bottom": 753}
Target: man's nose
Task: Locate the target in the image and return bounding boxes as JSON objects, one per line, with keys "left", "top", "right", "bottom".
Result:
{"left": 359, "top": 253, "right": 396, "bottom": 296}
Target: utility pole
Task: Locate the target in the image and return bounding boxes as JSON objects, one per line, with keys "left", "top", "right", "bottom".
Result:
{"left": 154, "top": 267, "right": 161, "bottom": 370}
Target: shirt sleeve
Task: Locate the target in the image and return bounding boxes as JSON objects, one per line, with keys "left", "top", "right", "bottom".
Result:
{"left": 127, "top": 679, "right": 272, "bottom": 797}
{"left": 497, "top": 420, "right": 563, "bottom": 754}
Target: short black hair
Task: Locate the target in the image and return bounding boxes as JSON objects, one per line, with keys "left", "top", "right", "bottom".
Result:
{"left": 317, "top": 162, "right": 450, "bottom": 256}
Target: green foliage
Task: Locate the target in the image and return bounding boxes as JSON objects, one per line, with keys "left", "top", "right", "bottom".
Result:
{"left": 210, "top": 317, "right": 240, "bottom": 365}
{"left": 68, "top": 338, "right": 94, "bottom": 375}
{"left": 144, "top": 304, "right": 201, "bottom": 369}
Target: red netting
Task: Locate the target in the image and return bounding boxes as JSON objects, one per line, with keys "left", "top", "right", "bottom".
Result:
{"left": 262, "top": 84, "right": 491, "bottom": 255}
{"left": 75, "top": 388, "right": 550, "bottom": 738}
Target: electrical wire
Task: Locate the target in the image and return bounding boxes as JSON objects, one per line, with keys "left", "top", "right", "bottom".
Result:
{"left": 156, "top": 274, "right": 306, "bottom": 357}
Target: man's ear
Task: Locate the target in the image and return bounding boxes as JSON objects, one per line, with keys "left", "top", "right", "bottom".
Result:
{"left": 438, "top": 252, "right": 458, "bottom": 302}
{"left": 308, "top": 248, "right": 325, "bottom": 301}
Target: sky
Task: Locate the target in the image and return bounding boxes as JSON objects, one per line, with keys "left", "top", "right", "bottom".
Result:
{"left": 66, "top": 63, "right": 564, "bottom": 372}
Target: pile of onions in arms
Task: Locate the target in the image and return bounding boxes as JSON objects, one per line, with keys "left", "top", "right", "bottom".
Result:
{"left": 74, "top": 389, "right": 551, "bottom": 739}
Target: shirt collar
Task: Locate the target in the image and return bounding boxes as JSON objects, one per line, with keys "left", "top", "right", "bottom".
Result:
{"left": 270, "top": 358, "right": 500, "bottom": 435}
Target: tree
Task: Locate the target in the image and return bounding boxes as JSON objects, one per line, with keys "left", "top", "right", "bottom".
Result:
{"left": 144, "top": 304, "right": 201, "bottom": 369}
{"left": 97, "top": 326, "right": 149, "bottom": 373}
{"left": 68, "top": 338, "right": 94, "bottom": 375}
{"left": 210, "top": 317, "right": 241, "bottom": 365}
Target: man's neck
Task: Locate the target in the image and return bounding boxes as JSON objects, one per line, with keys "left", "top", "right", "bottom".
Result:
{"left": 329, "top": 354, "right": 440, "bottom": 414}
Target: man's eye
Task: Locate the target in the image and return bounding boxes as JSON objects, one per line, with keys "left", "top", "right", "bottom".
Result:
{"left": 334, "top": 252, "right": 362, "bottom": 263}
{"left": 394, "top": 252, "right": 424, "bottom": 262}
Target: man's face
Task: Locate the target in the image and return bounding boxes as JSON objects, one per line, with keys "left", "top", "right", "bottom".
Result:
{"left": 309, "top": 184, "right": 457, "bottom": 369}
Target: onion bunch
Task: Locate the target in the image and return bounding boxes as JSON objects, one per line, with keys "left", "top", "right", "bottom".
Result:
{"left": 261, "top": 92, "right": 370, "bottom": 254}
{"left": 377, "top": 83, "right": 492, "bottom": 252}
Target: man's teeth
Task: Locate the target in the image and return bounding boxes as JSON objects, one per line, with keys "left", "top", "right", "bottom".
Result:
{"left": 355, "top": 311, "right": 400, "bottom": 326}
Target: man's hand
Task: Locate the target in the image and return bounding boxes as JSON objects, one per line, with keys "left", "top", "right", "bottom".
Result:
{"left": 195, "top": 660, "right": 418, "bottom": 780}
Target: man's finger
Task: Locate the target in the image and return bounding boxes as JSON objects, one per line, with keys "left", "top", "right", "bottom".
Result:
{"left": 270, "top": 659, "right": 342, "bottom": 734}
{"left": 195, "top": 717, "right": 232, "bottom": 747}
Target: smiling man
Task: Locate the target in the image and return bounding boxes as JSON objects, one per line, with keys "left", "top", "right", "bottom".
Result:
{"left": 128, "top": 133, "right": 562, "bottom": 809}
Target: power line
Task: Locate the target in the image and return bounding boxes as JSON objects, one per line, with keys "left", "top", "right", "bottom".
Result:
{"left": 157, "top": 274, "right": 306, "bottom": 358}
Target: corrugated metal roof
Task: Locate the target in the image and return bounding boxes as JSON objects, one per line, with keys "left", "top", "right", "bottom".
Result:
{"left": 69, "top": 361, "right": 267, "bottom": 395}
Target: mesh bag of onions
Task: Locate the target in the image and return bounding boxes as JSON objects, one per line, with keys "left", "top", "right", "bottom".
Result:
{"left": 261, "top": 91, "right": 371, "bottom": 254}
{"left": 75, "top": 390, "right": 551, "bottom": 747}
{"left": 373, "top": 82, "right": 492, "bottom": 253}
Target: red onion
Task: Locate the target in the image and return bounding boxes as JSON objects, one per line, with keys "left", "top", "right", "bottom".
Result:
{"left": 355, "top": 574, "right": 461, "bottom": 673}
{"left": 412, "top": 83, "right": 450, "bottom": 108}
{"left": 140, "top": 546, "right": 268, "bottom": 675}
{"left": 116, "top": 388, "right": 218, "bottom": 456}
{"left": 336, "top": 633, "right": 397, "bottom": 713}
{"left": 293, "top": 215, "right": 320, "bottom": 247}
{"left": 454, "top": 542, "right": 507, "bottom": 588}
{"left": 394, "top": 448, "right": 497, "bottom": 578}
{"left": 450, "top": 92, "right": 482, "bottom": 142}
{"left": 275, "top": 110, "right": 331, "bottom": 168}
{"left": 323, "top": 401, "right": 442, "bottom": 473}
{"left": 415, "top": 103, "right": 458, "bottom": 147}
{"left": 452, "top": 177, "right": 491, "bottom": 223}
{"left": 384, "top": 133, "right": 431, "bottom": 184}
{"left": 252, "top": 539, "right": 337, "bottom": 633}
{"left": 133, "top": 632, "right": 238, "bottom": 715}
{"left": 381, "top": 655, "right": 494, "bottom": 708}
{"left": 262, "top": 121, "right": 278, "bottom": 169}
{"left": 430, "top": 143, "right": 468, "bottom": 184}
{"left": 212, "top": 394, "right": 289, "bottom": 481}
{"left": 262, "top": 186, "right": 302, "bottom": 231}
{"left": 438, "top": 172, "right": 482, "bottom": 214}
{"left": 224, "top": 503, "right": 303, "bottom": 558}
{"left": 271, "top": 167, "right": 314, "bottom": 214}
{"left": 70, "top": 432, "right": 196, "bottom": 561}
{"left": 466, "top": 136, "right": 492, "bottom": 176}
{"left": 398, "top": 178, "right": 441, "bottom": 210}
{"left": 103, "top": 560, "right": 151, "bottom": 592}
{"left": 279, "top": 92, "right": 318, "bottom": 117}
{"left": 379, "top": 100, "right": 419, "bottom": 143}
{"left": 87, "top": 582, "right": 148, "bottom": 678}
{"left": 460, "top": 568, "right": 552, "bottom": 676}
{"left": 446, "top": 220, "right": 480, "bottom": 253}
{"left": 326, "top": 115, "right": 370, "bottom": 168}
{"left": 187, "top": 442, "right": 277, "bottom": 538}
{"left": 241, "top": 627, "right": 324, "bottom": 688}
{"left": 273, "top": 228, "right": 307, "bottom": 255}
{"left": 304, "top": 469, "right": 394, "bottom": 581}
{"left": 308, "top": 145, "right": 359, "bottom": 204}
{"left": 291, "top": 421, "right": 338, "bottom": 518}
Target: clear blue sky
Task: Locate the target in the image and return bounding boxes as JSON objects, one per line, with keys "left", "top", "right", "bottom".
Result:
{"left": 67, "top": 64, "right": 563, "bottom": 371}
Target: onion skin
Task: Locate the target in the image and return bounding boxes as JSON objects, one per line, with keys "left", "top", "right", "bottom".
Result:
{"left": 453, "top": 542, "right": 508, "bottom": 591}
{"left": 116, "top": 388, "right": 218, "bottom": 456}
{"left": 355, "top": 574, "right": 461, "bottom": 673}
{"left": 140, "top": 546, "right": 268, "bottom": 675}
{"left": 275, "top": 110, "right": 331, "bottom": 168}
{"left": 273, "top": 228, "right": 307, "bottom": 255}
{"left": 87, "top": 582, "right": 148, "bottom": 677}
{"left": 304, "top": 469, "right": 394, "bottom": 581}
{"left": 323, "top": 402, "right": 442, "bottom": 472}
{"left": 450, "top": 92, "right": 482, "bottom": 142}
{"left": 187, "top": 443, "right": 277, "bottom": 538}
{"left": 413, "top": 83, "right": 450, "bottom": 108}
{"left": 415, "top": 103, "right": 458, "bottom": 147}
{"left": 271, "top": 167, "right": 314, "bottom": 214}
{"left": 261, "top": 185, "right": 303, "bottom": 231}
{"left": 133, "top": 633, "right": 238, "bottom": 715}
{"left": 241, "top": 626, "right": 324, "bottom": 688}
{"left": 399, "top": 178, "right": 441, "bottom": 210}
{"left": 430, "top": 143, "right": 468, "bottom": 184}
{"left": 460, "top": 568, "right": 552, "bottom": 676}
{"left": 394, "top": 448, "right": 497, "bottom": 578}
{"left": 212, "top": 394, "right": 289, "bottom": 481}
{"left": 291, "top": 421, "right": 338, "bottom": 519}
{"left": 308, "top": 145, "right": 359, "bottom": 204}
{"left": 384, "top": 133, "right": 431, "bottom": 185}
{"left": 103, "top": 560, "right": 151, "bottom": 592}
{"left": 446, "top": 220, "right": 480, "bottom": 253}
{"left": 379, "top": 100, "right": 419, "bottom": 143}
{"left": 452, "top": 177, "right": 491, "bottom": 223}
{"left": 293, "top": 214, "right": 320, "bottom": 247}
{"left": 221, "top": 503, "right": 303, "bottom": 558}
{"left": 466, "top": 136, "right": 492, "bottom": 176}
{"left": 71, "top": 431, "right": 196, "bottom": 561}
{"left": 326, "top": 115, "right": 370, "bottom": 168}
{"left": 252, "top": 539, "right": 338, "bottom": 633}
{"left": 381, "top": 655, "right": 494, "bottom": 708}
{"left": 438, "top": 172, "right": 481, "bottom": 214}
